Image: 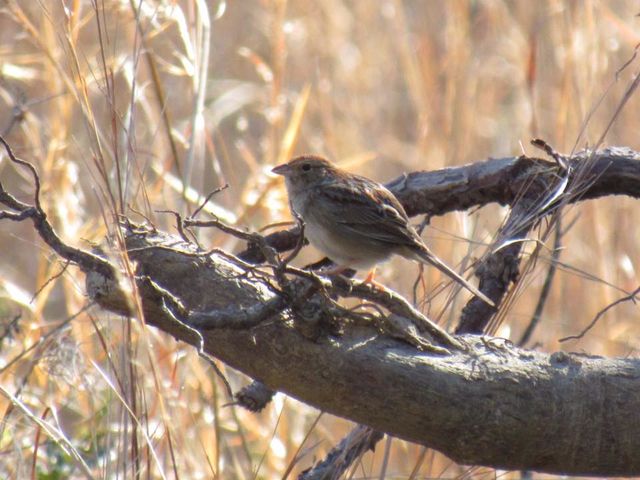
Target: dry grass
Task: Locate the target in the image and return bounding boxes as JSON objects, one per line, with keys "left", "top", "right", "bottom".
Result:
{"left": 0, "top": 1, "right": 639, "bottom": 478}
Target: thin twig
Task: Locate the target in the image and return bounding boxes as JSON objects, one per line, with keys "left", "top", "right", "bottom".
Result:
{"left": 0, "top": 136, "right": 117, "bottom": 278}
{"left": 329, "top": 276, "right": 463, "bottom": 350}
{"left": 0, "top": 136, "right": 41, "bottom": 211}
{"left": 519, "top": 217, "right": 563, "bottom": 346}
{"left": 279, "top": 212, "right": 306, "bottom": 266}
{"left": 191, "top": 184, "right": 229, "bottom": 218}
{"left": 593, "top": 53, "right": 640, "bottom": 151}
{"left": 559, "top": 286, "right": 640, "bottom": 342}
{"left": 0, "top": 313, "right": 21, "bottom": 343}
{"left": 531, "top": 138, "right": 568, "bottom": 170}
{"left": 156, "top": 209, "right": 191, "bottom": 243}
{"left": 31, "top": 260, "right": 71, "bottom": 303}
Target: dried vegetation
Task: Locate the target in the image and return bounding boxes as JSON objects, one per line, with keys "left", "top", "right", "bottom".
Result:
{"left": 0, "top": 1, "right": 639, "bottom": 478}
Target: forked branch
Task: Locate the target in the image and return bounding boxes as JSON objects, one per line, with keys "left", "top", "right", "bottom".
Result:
{"left": 3, "top": 138, "right": 640, "bottom": 475}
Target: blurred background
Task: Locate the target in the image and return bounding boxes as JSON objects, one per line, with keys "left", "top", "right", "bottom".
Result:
{"left": 0, "top": 1, "right": 639, "bottom": 478}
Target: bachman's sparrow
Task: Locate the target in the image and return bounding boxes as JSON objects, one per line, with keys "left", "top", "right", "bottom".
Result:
{"left": 272, "top": 155, "right": 494, "bottom": 307}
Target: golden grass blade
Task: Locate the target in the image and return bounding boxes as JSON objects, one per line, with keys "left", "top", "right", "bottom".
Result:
{"left": 0, "top": 385, "right": 95, "bottom": 479}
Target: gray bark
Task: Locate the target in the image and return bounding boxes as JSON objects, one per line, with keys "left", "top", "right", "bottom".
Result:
{"left": 86, "top": 228, "right": 640, "bottom": 476}
{"left": 3, "top": 135, "right": 639, "bottom": 476}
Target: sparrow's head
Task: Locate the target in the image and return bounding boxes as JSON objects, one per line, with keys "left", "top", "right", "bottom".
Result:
{"left": 272, "top": 155, "right": 339, "bottom": 189}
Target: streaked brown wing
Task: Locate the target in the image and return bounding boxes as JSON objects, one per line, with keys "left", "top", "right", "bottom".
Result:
{"left": 311, "top": 177, "right": 420, "bottom": 248}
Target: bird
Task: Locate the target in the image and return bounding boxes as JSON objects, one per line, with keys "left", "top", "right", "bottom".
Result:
{"left": 272, "top": 155, "right": 494, "bottom": 307}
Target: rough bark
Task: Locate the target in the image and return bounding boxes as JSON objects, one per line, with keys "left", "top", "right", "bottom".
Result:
{"left": 3, "top": 137, "right": 640, "bottom": 476}
{"left": 85, "top": 228, "right": 640, "bottom": 476}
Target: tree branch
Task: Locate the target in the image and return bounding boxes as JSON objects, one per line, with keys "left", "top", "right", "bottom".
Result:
{"left": 5, "top": 142, "right": 640, "bottom": 475}
{"left": 83, "top": 227, "right": 640, "bottom": 476}
{"left": 239, "top": 147, "right": 640, "bottom": 262}
{"left": 0, "top": 137, "right": 117, "bottom": 279}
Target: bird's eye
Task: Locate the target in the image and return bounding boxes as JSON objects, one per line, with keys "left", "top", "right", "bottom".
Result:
{"left": 301, "top": 163, "right": 311, "bottom": 172}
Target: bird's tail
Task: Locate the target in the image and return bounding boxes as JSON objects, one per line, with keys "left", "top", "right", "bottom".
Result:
{"left": 413, "top": 246, "right": 495, "bottom": 307}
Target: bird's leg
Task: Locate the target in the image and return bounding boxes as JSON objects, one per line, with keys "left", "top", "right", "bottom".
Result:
{"left": 361, "top": 267, "right": 389, "bottom": 293}
{"left": 323, "top": 265, "right": 386, "bottom": 292}
{"left": 363, "top": 268, "right": 377, "bottom": 284}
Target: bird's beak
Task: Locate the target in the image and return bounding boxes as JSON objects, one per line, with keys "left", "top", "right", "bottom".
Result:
{"left": 271, "top": 163, "right": 290, "bottom": 175}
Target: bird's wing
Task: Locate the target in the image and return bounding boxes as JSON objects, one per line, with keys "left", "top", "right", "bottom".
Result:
{"left": 313, "top": 177, "right": 421, "bottom": 247}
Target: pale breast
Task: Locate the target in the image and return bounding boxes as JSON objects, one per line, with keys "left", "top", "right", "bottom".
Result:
{"left": 286, "top": 179, "right": 393, "bottom": 269}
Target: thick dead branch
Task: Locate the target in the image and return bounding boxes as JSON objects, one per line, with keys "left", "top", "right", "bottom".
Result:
{"left": 83, "top": 227, "right": 640, "bottom": 476}
{"left": 387, "top": 147, "right": 640, "bottom": 216}
{"left": 5, "top": 142, "right": 640, "bottom": 475}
